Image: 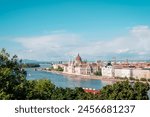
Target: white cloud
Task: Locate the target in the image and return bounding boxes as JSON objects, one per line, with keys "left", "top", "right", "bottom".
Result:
{"left": 78, "top": 25, "right": 150, "bottom": 60}
{"left": 116, "top": 48, "right": 130, "bottom": 54}
{"left": 15, "top": 25, "right": 150, "bottom": 61}
{"left": 130, "top": 25, "right": 150, "bottom": 37}
{"left": 15, "top": 33, "right": 81, "bottom": 60}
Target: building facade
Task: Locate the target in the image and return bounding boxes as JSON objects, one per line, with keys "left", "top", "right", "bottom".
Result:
{"left": 132, "top": 69, "right": 150, "bottom": 79}
{"left": 101, "top": 65, "right": 114, "bottom": 77}
{"left": 114, "top": 69, "right": 131, "bottom": 78}
{"left": 102, "top": 64, "right": 150, "bottom": 79}
{"left": 63, "top": 54, "right": 101, "bottom": 75}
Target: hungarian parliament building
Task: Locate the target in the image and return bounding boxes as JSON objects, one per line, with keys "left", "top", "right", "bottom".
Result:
{"left": 63, "top": 54, "right": 101, "bottom": 75}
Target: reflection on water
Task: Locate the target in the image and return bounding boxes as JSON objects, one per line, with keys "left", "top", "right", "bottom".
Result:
{"left": 26, "top": 68, "right": 107, "bottom": 90}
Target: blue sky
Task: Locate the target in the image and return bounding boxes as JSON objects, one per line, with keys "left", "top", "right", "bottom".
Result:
{"left": 0, "top": 0, "right": 150, "bottom": 61}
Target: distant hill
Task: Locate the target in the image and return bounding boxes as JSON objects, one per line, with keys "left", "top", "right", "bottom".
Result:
{"left": 22, "top": 59, "right": 55, "bottom": 64}
{"left": 22, "top": 59, "right": 38, "bottom": 64}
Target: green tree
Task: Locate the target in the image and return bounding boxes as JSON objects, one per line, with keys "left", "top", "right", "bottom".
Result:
{"left": 21, "top": 63, "right": 40, "bottom": 68}
{"left": 94, "top": 70, "right": 102, "bottom": 76}
{"left": 51, "top": 87, "right": 66, "bottom": 100}
{"left": 99, "top": 81, "right": 149, "bottom": 100}
{"left": 26, "top": 79, "right": 55, "bottom": 100}
{"left": 55, "top": 66, "right": 63, "bottom": 71}
{"left": 133, "top": 82, "right": 149, "bottom": 100}
{"left": 0, "top": 49, "right": 27, "bottom": 99}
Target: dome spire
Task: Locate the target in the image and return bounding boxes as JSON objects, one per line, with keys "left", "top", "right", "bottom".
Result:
{"left": 75, "top": 53, "right": 82, "bottom": 64}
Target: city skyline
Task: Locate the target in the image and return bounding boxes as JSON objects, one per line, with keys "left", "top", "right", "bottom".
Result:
{"left": 0, "top": 0, "right": 150, "bottom": 61}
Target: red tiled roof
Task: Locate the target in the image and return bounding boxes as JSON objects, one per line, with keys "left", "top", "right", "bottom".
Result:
{"left": 84, "top": 89, "right": 100, "bottom": 94}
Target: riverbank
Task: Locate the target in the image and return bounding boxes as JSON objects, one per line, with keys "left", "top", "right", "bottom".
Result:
{"left": 41, "top": 69, "right": 150, "bottom": 85}
{"left": 41, "top": 70, "right": 121, "bottom": 85}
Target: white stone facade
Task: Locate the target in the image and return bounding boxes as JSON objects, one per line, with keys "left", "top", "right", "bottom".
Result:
{"left": 114, "top": 69, "right": 131, "bottom": 78}
{"left": 101, "top": 65, "right": 114, "bottom": 77}
{"left": 102, "top": 66, "right": 150, "bottom": 79}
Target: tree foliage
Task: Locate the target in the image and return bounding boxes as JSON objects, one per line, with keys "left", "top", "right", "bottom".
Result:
{"left": 21, "top": 63, "right": 40, "bottom": 68}
{"left": 26, "top": 79, "right": 55, "bottom": 99}
{"left": 55, "top": 66, "right": 64, "bottom": 71}
{"left": 0, "top": 49, "right": 27, "bottom": 99}
{"left": 94, "top": 70, "right": 102, "bottom": 76}
{"left": 99, "top": 80, "right": 150, "bottom": 100}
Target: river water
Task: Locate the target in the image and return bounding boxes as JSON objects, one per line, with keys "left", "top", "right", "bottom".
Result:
{"left": 25, "top": 64, "right": 150, "bottom": 99}
{"left": 26, "top": 64, "right": 107, "bottom": 90}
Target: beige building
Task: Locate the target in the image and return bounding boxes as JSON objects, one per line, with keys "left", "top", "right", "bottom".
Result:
{"left": 114, "top": 69, "right": 131, "bottom": 78}
{"left": 114, "top": 68, "right": 150, "bottom": 79}
{"left": 101, "top": 61, "right": 150, "bottom": 79}
{"left": 132, "top": 69, "right": 150, "bottom": 79}
{"left": 63, "top": 54, "right": 101, "bottom": 75}
{"left": 64, "top": 56, "right": 150, "bottom": 79}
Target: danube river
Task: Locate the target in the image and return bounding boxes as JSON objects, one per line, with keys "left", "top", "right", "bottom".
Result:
{"left": 25, "top": 64, "right": 150, "bottom": 99}
{"left": 26, "top": 64, "right": 107, "bottom": 90}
